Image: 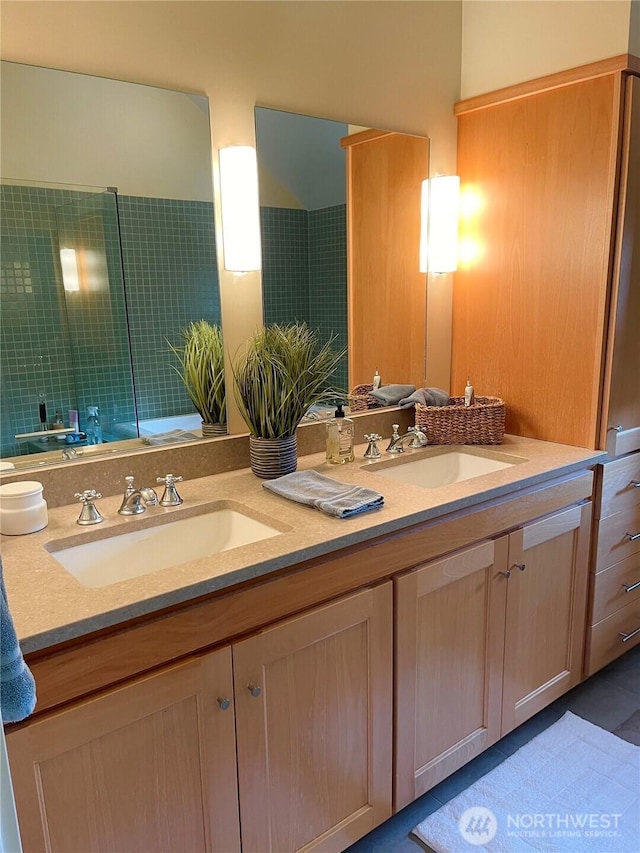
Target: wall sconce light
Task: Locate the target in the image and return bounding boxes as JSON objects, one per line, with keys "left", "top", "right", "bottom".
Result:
{"left": 59, "top": 248, "right": 80, "bottom": 292}
{"left": 419, "top": 175, "right": 460, "bottom": 274}
{"left": 219, "top": 146, "right": 262, "bottom": 273}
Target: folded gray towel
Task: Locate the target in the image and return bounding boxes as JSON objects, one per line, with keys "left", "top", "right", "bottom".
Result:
{"left": 399, "top": 387, "right": 450, "bottom": 408}
{"left": 141, "top": 429, "right": 200, "bottom": 445}
{"left": 0, "top": 556, "right": 36, "bottom": 722}
{"left": 369, "top": 384, "right": 416, "bottom": 406}
{"left": 263, "top": 470, "right": 384, "bottom": 518}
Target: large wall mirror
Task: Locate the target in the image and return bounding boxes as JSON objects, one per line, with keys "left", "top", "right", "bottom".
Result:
{"left": 255, "top": 106, "right": 430, "bottom": 398}
{"left": 0, "top": 60, "right": 222, "bottom": 469}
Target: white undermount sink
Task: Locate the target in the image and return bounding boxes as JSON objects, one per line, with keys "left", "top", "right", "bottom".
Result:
{"left": 47, "top": 502, "right": 283, "bottom": 588}
{"left": 364, "top": 448, "right": 526, "bottom": 489}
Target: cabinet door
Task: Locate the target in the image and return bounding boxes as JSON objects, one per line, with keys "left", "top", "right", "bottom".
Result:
{"left": 7, "top": 647, "right": 240, "bottom": 853}
{"left": 602, "top": 76, "right": 640, "bottom": 456}
{"left": 501, "top": 503, "right": 591, "bottom": 735}
{"left": 233, "top": 583, "right": 393, "bottom": 853}
{"left": 394, "top": 538, "right": 509, "bottom": 810}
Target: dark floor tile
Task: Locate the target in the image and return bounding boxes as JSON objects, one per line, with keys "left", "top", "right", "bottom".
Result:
{"left": 551, "top": 673, "right": 640, "bottom": 731}
{"left": 597, "top": 658, "right": 640, "bottom": 697}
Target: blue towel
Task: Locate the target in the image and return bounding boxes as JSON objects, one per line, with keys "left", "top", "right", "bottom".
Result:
{"left": 0, "top": 556, "right": 36, "bottom": 722}
{"left": 263, "top": 470, "right": 384, "bottom": 518}
{"left": 399, "top": 387, "right": 450, "bottom": 408}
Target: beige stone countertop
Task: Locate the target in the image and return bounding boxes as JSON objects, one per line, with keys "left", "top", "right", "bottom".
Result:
{"left": 1, "top": 435, "right": 605, "bottom": 654}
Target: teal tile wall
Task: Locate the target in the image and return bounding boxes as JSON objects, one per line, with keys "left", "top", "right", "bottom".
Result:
{"left": 261, "top": 207, "right": 309, "bottom": 325}
{"left": 116, "top": 196, "right": 221, "bottom": 421}
{"left": 0, "top": 184, "right": 221, "bottom": 457}
{"left": 0, "top": 184, "right": 135, "bottom": 457}
{"left": 260, "top": 204, "right": 348, "bottom": 395}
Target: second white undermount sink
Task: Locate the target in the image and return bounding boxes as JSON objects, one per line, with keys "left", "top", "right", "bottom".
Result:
{"left": 364, "top": 448, "right": 526, "bottom": 489}
{"left": 47, "top": 502, "right": 284, "bottom": 588}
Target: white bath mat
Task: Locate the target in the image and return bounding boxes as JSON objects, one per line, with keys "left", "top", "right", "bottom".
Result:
{"left": 413, "top": 711, "right": 640, "bottom": 852}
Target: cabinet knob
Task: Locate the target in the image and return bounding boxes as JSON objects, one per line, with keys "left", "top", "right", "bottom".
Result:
{"left": 217, "top": 697, "right": 231, "bottom": 710}
{"left": 248, "top": 684, "right": 261, "bottom": 698}
{"left": 500, "top": 570, "right": 511, "bottom": 579}
{"left": 513, "top": 562, "right": 526, "bottom": 572}
{"left": 608, "top": 424, "right": 623, "bottom": 432}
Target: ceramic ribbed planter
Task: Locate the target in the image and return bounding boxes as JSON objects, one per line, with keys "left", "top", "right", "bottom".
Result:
{"left": 249, "top": 434, "right": 297, "bottom": 479}
{"left": 201, "top": 422, "right": 227, "bottom": 437}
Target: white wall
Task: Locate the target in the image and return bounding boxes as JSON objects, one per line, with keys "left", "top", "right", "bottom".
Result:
{"left": 0, "top": 0, "right": 463, "bottom": 429}
{"left": 461, "top": 0, "right": 633, "bottom": 98}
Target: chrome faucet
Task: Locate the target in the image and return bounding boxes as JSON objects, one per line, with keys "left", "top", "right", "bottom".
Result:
{"left": 386, "top": 424, "right": 429, "bottom": 454}
{"left": 118, "top": 475, "right": 159, "bottom": 515}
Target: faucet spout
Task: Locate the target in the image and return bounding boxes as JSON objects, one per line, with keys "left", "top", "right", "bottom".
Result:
{"left": 118, "top": 475, "right": 159, "bottom": 515}
{"left": 386, "top": 425, "right": 428, "bottom": 454}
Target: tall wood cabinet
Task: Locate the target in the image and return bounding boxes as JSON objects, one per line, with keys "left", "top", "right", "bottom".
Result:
{"left": 341, "top": 130, "right": 429, "bottom": 389}
{"left": 451, "top": 55, "right": 640, "bottom": 675}
{"left": 452, "top": 56, "right": 640, "bottom": 454}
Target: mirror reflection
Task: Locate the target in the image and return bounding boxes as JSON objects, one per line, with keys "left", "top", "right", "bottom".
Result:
{"left": 0, "top": 61, "right": 223, "bottom": 469}
{"left": 255, "top": 107, "right": 348, "bottom": 393}
{"left": 255, "top": 107, "right": 430, "bottom": 398}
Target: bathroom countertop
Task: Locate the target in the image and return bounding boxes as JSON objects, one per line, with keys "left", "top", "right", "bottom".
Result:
{"left": 0, "top": 435, "right": 605, "bottom": 654}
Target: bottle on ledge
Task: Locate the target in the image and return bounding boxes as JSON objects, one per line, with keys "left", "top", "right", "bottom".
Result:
{"left": 85, "top": 406, "right": 103, "bottom": 445}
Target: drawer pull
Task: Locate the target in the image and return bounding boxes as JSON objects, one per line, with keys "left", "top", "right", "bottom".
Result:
{"left": 631, "top": 481, "right": 640, "bottom": 488}
{"left": 619, "top": 626, "right": 640, "bottom": 643}
{"left": 626, "top": 532, "right": 640, "bottom": 542}
{"left": 623, "top": 580, "right": 640, "bottom": 593}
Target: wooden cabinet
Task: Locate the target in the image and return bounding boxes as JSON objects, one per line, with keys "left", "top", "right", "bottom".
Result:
{"left": 452, "top": 57, "right": 640, "bottom": 454}
{"left": 233, "top": 583, "right": 393, "bottom": 852}
{"left": 7, "top": 647, "right": 241, "bottom": 853}
{"left": 585, "top": 453, "right": 640, "bottom": 675}
{"left": 395, "top": 502, "right": 591, "bottom": 810}
{"left": 7, "top": 585, "right": 393, "bottom": 853}
{"left": 341, "top": 130, "right": 429, "bottom": 389}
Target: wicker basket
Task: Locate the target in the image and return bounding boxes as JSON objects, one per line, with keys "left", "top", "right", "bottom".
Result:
{"left": 415, "top": 396, "right": 505, "bottom": 445}
{"left": 348, "top": 384, "right": 382, "bottom": 412}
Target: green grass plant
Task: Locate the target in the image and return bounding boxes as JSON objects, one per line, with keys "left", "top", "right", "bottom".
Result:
{"left": 233, "top": 323, "right": 346, "bottom": 438}
{"left": 168, "top": 320, "right": 226, "bottom": 425}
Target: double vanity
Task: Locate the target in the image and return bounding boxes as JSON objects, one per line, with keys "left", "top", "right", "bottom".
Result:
{"left": 2, "top": 429, "right": 605, "bottom": 852}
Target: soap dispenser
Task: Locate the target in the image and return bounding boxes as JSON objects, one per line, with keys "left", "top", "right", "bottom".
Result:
{"left": 326, "top": 404, "right": 355, "bottom": 464}
{"left": 464, "top": 377, "right": 475, "bottom": 407}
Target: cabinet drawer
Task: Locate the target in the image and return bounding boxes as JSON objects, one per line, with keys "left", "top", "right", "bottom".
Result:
{"left": 585, "top": 598, "right": 640, "bottom": 676}
{"left": 596, "top": 453, "right": 640, "bottom": 520}
{"left": 590, "top": 552, "right": 640, "bottom": 624}
{"left": 594, "top": 504, "right": 640, "bottom": 572}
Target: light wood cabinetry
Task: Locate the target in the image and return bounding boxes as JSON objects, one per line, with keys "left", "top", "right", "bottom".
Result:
{"left": 234, "top": 583, "right": 392, "bottom": 852}
{"left": 395, "top": 503, "right": 591, "bottom": 810}
{"left": 341, "top": 129, "right": 429, "bottom": 389}
{"left": 6, "top": 470, "right": 595, "bottom": 851}
{"left": 7, "top": 586, "right": 393, "bottom": 853}
{"left": 452, "top": 57, "right": 639, "bottom": 454}
{"left": 7, "top": 647, "right": 241, "bottom": 853}
{"left": 585, "top": 454, "right": 640, "bottom": 675}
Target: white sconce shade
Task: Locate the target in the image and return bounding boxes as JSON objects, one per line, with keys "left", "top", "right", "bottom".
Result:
{"left": 219, "top": 146, "right": 262, "bottom": 272}
{"left": 419, "top": 175, "right": 460, "bottom": 274}
{"left": 60, "top": 248, "right": 80, "bottom": 292}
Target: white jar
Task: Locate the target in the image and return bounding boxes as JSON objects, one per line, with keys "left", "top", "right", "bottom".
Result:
{"left": 0, "top": 481, "right": 48, "bottom": 535}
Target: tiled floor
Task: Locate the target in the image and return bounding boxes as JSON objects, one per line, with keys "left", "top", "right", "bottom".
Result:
{"left": 347, "top": 643, "right": 640, "bottom": 852}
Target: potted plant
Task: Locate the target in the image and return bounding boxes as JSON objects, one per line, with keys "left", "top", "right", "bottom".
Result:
{"left": 169, "top": 320, "right": 227, "bottom": 436}
{"left": 232, "top": 322, "right": 345, "bottom": 477}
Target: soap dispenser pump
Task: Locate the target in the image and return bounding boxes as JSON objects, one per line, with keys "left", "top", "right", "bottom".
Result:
{"left": 464, "top": 377, "right": 475, "bottom": 407}
{"left": 326, "top": 404, "right": 355, "bottom": 464}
